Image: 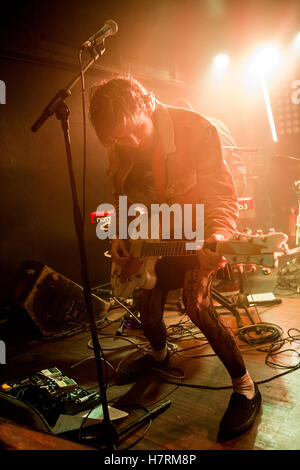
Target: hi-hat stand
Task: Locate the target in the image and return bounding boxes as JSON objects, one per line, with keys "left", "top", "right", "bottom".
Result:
{"left": 212, "top": 264, "right": 281, "bottom": 329}
{"left": 212, "top": 266, "right": 256, "bottom": 329}
{"left": 289, "top": 180, "right": 300, "bottom": 293}
{"left": 294, "top": 180, "right": 300, "bottom": 247}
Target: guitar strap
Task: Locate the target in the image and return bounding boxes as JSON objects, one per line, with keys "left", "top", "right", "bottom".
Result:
{"left": 151, "top": 102, "right": 177, "bottom": 204}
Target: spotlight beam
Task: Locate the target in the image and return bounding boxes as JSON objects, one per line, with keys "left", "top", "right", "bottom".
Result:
{"left": 260, "top": 75, "right": 278, "bottom": 143}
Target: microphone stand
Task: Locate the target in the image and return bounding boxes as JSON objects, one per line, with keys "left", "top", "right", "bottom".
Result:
{"left": 31, "top": 44, "right": 105, "bottom": 133}
{"left": 31, "top": 41, "right": 120, "bottom": 450}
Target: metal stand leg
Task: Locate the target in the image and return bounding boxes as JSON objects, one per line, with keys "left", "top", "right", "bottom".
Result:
{"left": 293, "top": 181, "right": 300, "bottom": 291}
{"left": 211, "top": 287, "right": 244, "bottom": 329}
{"left": 212, "top": 265, "right": 258, "bottom": 328}
{"left": 296, "top": 200, "right": 300, "bottom": 247}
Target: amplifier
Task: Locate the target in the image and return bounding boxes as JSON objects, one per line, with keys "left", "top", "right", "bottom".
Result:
{"left": 12, "top": 261, "right": 109, "bottom": 336}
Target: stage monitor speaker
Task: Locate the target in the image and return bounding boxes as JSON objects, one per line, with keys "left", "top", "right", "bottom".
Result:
{"left": 12, "top": 261, "right": 109, "bottom": 336}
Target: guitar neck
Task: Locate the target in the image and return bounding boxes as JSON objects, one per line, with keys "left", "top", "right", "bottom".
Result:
{"left": 141, "top": 240, "right": 204, "bottom": 257}
{"left": 131, "top": 232, "right": 293, "bottom": 268}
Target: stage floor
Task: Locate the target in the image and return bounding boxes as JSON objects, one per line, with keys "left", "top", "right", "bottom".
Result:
{"left": 1, "top": 270, "right": 300, "bottom": 451}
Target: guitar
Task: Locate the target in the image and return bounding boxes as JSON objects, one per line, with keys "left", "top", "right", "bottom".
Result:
{"left": 110, "top": 231, "right": 297, "bottom": 298}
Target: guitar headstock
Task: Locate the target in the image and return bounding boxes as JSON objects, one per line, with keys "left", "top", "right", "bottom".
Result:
{"left": 234, "top": 230, "right": 288, "bottom": 249}
{"left": 225, "top": 253, "right": 276, "bottom": 268}
{"left": 219, "top": 230, "right": 289, "bottom": 268}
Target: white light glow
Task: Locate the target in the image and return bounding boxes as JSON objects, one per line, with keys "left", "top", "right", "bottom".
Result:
{"left": 294, "top": 32, "right": 300, "bottom": 44}
{"left": 250, "top": 45, "right": 281, "bottom": 76}
{"left": 213, "top": 53, "right": 230, "bottom": 70}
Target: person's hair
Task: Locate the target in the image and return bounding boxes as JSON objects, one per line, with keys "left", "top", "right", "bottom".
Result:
{"left": 89, "top": 74, "right": 156, "bottom": 146}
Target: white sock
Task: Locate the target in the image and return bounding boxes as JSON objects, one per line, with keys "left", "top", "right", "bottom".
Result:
{"left": 232, "top": 371, "right": 255, "bottom": 399}
{"left": 151, "top": 345, "right": 168, "bottom": 362}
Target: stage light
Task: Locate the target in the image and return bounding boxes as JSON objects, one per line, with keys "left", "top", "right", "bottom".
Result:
{"left": 213, "top": 53, "right": 230, "bottom": 70}
{"left": 244, "top": 45, "right": 281, "bottom": 142}
{"left": 294, "top": 32, "right": 300, "bottom": 44}
{"left": 260, "top": 76, "right": 278, "bottom": 142}
{"left": 251, "top": 45, "right": 281, "bottom": 76}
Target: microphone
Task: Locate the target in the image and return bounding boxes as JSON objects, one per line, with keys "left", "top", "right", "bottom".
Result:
{"left": 82, "top": 20, "right": 118, "bottom": 48}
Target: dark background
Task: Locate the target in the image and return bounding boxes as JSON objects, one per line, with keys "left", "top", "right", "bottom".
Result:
{"left": 0, "top": 0, "right": 300, "bottom": 295}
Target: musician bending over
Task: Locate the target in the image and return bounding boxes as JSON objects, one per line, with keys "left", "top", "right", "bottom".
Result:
{"left": 89, "top": 75, "right": 261, "bottom": 441}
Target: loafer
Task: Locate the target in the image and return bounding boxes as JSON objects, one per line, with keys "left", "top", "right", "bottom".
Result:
{"left": 218, "top": 383, "right": 261, "bottom": 441}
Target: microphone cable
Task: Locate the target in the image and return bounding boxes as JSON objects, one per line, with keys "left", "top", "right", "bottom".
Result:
{"left": 77, "top": 47, "right": 110, "bottom": 390}
{"left": 78, "top": 48, "right": 87, "bottom": 230}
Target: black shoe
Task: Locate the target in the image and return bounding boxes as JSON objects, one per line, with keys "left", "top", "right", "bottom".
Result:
{"left": 218, "top": 383, "right": 261, "bottom": 441}
{"left": 119, "top": 352, "right": 169, "bottom": 383}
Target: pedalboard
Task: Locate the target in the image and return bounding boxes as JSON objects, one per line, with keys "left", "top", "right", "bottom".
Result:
{"left": 1, "top": 367, "right": 101, "bottom": 425}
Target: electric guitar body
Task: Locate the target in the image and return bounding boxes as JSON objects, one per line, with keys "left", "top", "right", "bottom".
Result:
{"left": 111, "top": 255, "right": 158, "bottom": 299}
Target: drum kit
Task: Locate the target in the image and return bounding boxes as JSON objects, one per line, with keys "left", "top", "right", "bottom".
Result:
{"left": 274, "top": 177, "right": 300, "bottom": 294}
{"left": 293, "top": 179, "right": 300, "bottom": 246}
{"left": 224, "top": 146, "right": 300, "bottom": 242}
{"left": 228, "top": 147, "right": 300, "bottom": 296}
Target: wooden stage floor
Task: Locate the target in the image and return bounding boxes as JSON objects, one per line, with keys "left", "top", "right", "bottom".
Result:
{"left": 1, "top": 271, "right": 300, "bottom": 451}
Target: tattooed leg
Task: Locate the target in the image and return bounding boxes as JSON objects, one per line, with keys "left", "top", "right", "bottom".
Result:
{"left": 183, "top": 269, "right": 246, "bottom": 379}
{"left": 137, "top": 287, "right": 168, "bottom": 351}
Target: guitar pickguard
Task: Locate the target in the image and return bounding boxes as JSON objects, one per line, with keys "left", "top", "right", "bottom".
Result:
{"left": 111, "top": 256, "right": 158, "bottom": 298}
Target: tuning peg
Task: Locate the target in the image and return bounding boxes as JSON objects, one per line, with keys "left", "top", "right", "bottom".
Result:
{"left": 262, "top": 267, "right": 271, "bottom": 275}
{"left": 268, "top": 228, "right": 275, "bottom": 234}
{"left": 237, "top": 264, "right": 244, "bottom": 273}
{"left": 250, "top": 264, "right": 256, "bottom": 272}
{"left": 256, "top": 229, "right": 263, "bottom": 236}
